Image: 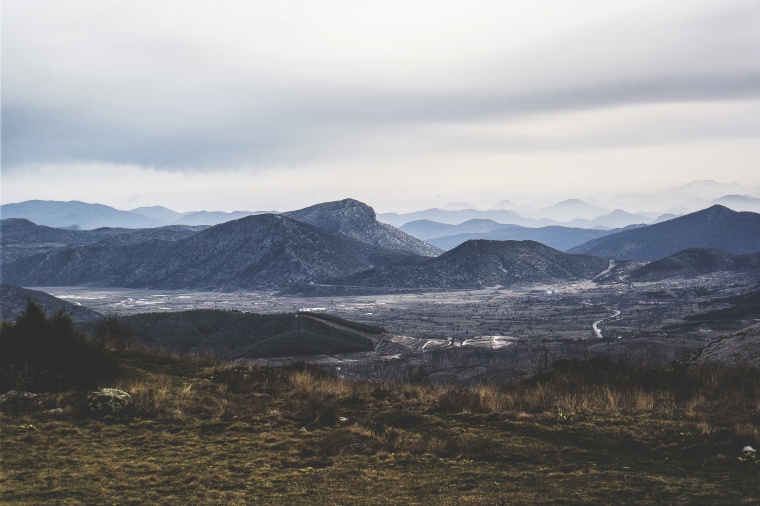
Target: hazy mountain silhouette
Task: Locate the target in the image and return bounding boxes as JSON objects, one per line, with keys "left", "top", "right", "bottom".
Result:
{"left": 535, "top": 199, "right": 607, "bottom": 221}
{"left": 0, "top": 200, "right": 159, "bottom": 229}
{"left": 426, "top": 225, "right": 636, "bottom": 252}
{"left": 377, "top": 209, "right": 556, "bottom": 228}
{"left": 400, "top": 219, "right": 508, "bottom": 241}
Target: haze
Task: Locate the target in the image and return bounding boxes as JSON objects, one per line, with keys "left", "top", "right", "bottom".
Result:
{"left": 2, "top": 0, "right": 760, "bottom": 213}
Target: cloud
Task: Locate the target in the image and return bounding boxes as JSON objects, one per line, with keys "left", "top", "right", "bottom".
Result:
{"left": 2, "top": 0, "right": 759, "bottom": 209}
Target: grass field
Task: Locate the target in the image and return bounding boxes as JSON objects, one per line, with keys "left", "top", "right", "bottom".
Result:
{"left": 2, "top": 342, "right": 760, "bottom": 505}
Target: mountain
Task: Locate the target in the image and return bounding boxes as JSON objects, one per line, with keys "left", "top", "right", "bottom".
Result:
{"left": 377, "top": 208, "right": 556, "bottom": 228}
{"left": 1, "top": 218, "right": 130, "bottom": 266}
{"left": 567, "top": 209, "right": 650, "bottom": 229}
{"left": 284, "top": 198, "right": 440, "bottom": 257}
{"left": 4, "top": 213, "right": 420, "bottom": 290}
{"left": 400, "top": 219, "right": 508, "bottom": 241}
{"left": 0, "top": 200, "right": 159, "bottom": 229}
{"left": 488, "top": 200, "right": 537, "bottom": 215}
{"left": 1, "top": 284, "right": 102, "bottom": 321}
{"left": 712, "top": 195, "right": 760, "bottom": 213}
{"left": 535, "top": 199, "right": 607, "bottom": 222}
{"left": 568, "top": 206, "right": 760, "bottom": 260}
{"left": 335, "top": 240, "right": 609, "bottom": 290}
{"left": 426, "top": 225, "right": 625, "bottom": 252}
{"left": 4, "top": 227, "right": 201, "bottom": 287}
{"left": 614, "top": 180, "right": 748, "bottom": 213}
{"left": 628, "top": 248, "right": 760, "bottom": 281}
{"left": 691, "top": 322, "right": 760, "bottom": 368}
{"left": 1, "top": 200, "right": 270, "bottom": 229}
{"left": 173, "top": 210, "right": 261, "bottom": 226}
{"left": 130, "top": 206, "right": 190, "bottom": 223}
{"left": 77, "top": 310, "right": 380, "bottom": 359}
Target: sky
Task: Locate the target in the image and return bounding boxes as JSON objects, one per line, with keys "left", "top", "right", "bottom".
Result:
{"left": 2, "top": 0, "right": 760, "bottom": 213}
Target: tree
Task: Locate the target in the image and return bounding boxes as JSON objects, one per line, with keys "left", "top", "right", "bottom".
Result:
{"left": 0, "top": 299, "right": 116, "bottom": 391}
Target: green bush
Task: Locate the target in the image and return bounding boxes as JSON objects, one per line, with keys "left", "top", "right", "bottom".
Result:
{"left": 0, "top": 299, "right": 117, "bottom": 391}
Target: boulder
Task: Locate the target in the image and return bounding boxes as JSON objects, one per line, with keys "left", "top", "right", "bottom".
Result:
{"left": 0, "top": 390, "right": 43, "bottom": 414}
{"left": 87, "top": 388, "right": 132, "bottom": 415}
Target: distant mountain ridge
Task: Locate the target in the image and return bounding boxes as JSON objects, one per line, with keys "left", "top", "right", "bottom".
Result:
{"left": 426, "top": 225, "right": 633, "bottom": 252}
{"left": 377, "top": 208, "right": 558, "bottom": 228}
{"left": 1, "top": 200, "right": 158, "bottom": 229}
{"left": 333, "top": 240, "right": 609, "bottom": 290}
{"left": 568, "top": 206, "right": 760, "bottom": 260}
{"left": 0, "top": 200, "right": 271, "bottom": 229}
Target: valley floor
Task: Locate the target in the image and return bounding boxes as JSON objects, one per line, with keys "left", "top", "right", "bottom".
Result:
{"left": 38, "top": 272, "right": 760, "bottom": 383}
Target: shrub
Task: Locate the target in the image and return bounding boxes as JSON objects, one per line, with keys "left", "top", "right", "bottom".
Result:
{"left": 0, "top": 299, "right": 117, "bottom": 391}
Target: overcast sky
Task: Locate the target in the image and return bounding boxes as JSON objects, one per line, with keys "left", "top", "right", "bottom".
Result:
{"left": 2, "top": 0, "right": 759, "bottom": 212}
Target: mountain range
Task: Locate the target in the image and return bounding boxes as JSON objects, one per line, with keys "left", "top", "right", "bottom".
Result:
{"left": 3, "top": 181, "right": 758, "bottom": 232}
{"left": 425, "top": 225, "right": 643, "bottom": 252}
{"left": 2, "top": 200, "right": 434, "bottom": 290}
{"left": 3, "top": 199, "right": 760, "bottom": 293}
{"left": 568, "top": 206, "right": 760, "bottom": 260}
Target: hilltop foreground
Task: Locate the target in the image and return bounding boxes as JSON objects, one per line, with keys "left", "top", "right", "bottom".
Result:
{"left": 2, "top": 307, "right": 760, "bottom": 504}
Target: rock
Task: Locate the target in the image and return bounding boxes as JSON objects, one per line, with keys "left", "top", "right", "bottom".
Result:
{"left": 87, "top": 388, "right": 132, "bottom": 415}
{"left": 46, "top": 408, "right": 65, "bottom": 416}
{"left": 0, "top": 390, "right": 42, "bottom": 414}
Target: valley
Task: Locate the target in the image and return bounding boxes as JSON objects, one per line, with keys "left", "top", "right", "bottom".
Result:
{"left": 36, "top": 269, "right": 760, "bottom": 383}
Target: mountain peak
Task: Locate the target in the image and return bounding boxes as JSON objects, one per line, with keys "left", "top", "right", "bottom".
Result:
{"left": 284, "top": 199, "right": 440, "bottom": 257}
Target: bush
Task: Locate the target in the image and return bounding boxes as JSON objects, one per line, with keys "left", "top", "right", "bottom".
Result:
{"left": 0, "top": 299, "right": 117, "bottom": 391}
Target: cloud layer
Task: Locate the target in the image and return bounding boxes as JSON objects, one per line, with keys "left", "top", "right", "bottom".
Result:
{"left": 2, "top": 0, "right": 759, "bottom": 210}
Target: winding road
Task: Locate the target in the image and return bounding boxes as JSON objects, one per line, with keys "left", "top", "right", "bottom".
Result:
{"left": 592, "top": 309, "right": 621, "bottom": 338}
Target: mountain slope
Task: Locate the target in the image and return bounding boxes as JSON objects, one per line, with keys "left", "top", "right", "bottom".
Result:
{"left": 1, "top": 218, "right": 130, "bottom": 265}
{"left": 284, "top": 198, "right": 441, "bottom": 256}
{"left": 173, "top": 210, "right": 261, "bottom": 226}
{"left": 77, "top": 310, "right": 379, "bottom": 358}
{"left": 628, "top": 248, "right": 760, "bottom": 281}
{"left": 4, "top": 227, "right": 199, "bottom": 287}
{"left": 142, "top": 213, "right": 412, "bottom": 289}
{"left": 4, "top": 214, "right": 420, "bottom": 290}
{"left": 568, "top": 206, "right": 760, "bottom": 260}
{"left": 337, "top": 240, "right": 608, "bottom": 289}
{"left": 1, "top": 284, "right": 102, "bottom": 321}
{"left": 692, "top": 322, "right": 760, "bottom": 368}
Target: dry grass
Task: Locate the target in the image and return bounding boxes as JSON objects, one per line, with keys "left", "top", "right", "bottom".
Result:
{"left": 2, "top": 350, "right": 760, "bottom": 504}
